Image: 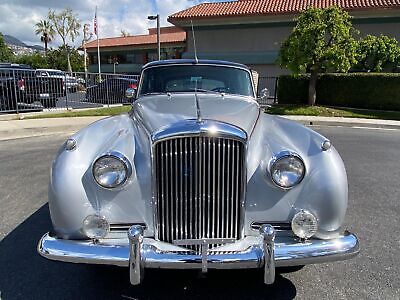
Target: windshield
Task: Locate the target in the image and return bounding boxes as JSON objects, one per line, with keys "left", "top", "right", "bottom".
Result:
{"left": 139, "top": 65, "right": 254, "bottom": 97}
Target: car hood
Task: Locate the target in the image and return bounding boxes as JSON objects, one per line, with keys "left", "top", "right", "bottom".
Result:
{"left": 133, "top": 93, "right": 260, "bottom": 137}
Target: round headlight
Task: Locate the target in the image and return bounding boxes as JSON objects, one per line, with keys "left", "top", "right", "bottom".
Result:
{"left": 291, "top": 210, "right": 318, "bottom": 239}
{"left": 270, "top": 152, "right": 305, "bottom": 188}
{"left": 82, "top": 215, "right": 110, "bottom": 239}
{"left": 93, "top": 152, "right": 132, "bottom": 188}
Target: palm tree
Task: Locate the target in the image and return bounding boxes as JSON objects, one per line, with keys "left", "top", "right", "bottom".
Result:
{"left": 35, "top": 20, "right": 55, "bottom": 53}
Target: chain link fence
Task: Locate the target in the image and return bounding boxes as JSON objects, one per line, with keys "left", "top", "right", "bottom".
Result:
{"left": 0, "top": 67, "right": 139, "bottom": 114}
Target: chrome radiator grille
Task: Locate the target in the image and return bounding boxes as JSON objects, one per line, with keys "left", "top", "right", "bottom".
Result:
{"left": 154, "top": 136, "right": 245, "bottom": 247}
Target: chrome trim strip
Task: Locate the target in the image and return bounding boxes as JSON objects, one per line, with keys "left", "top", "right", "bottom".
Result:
{"left": 152, "top": 119, "right": 247, "bottom": 143}
{"left": 207, "top": 137, "right": 211, "bottom": 238}
{"left": 234, "top": 142, "right": 240, "bottom": 238}
{"left": 175, "top": 139, "right": 179, "bottom": 240}
{"left": 173, "top": 238, "right": 236, "bottom": 245}
{"left": 221, "top": 139, "right": 225, "bottom": 238}
{"left": 268, "top": 150, "right": 306, "bottom": 190}
{"left": 250, "top": 222, "right": 291, "bottom": 231}
{"left": 212, "top": 138, "right": 216, "bottom": 240}
{"left": 110, "top": 223, "right": 147, "bottom": 231}
{"left": 92, "top": 150, "right": 133, "bottom": 190}
{"left": 38, "top": 231, "right": 359, "bottom": 269}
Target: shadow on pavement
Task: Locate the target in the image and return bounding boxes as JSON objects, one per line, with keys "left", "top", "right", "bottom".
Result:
{"left": 0, "top": 204, "right": 297, "bottom": 300}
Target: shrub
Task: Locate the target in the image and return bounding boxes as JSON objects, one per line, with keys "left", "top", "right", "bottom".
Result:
{"left": 278, "top": 73, "right": 400, "bottom": 111}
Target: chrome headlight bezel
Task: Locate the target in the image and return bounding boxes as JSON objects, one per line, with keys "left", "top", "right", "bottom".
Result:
{"left": 269, "top": 151, "right": 306, "bottom": 189}
{"left": 82, "top": 214, "right": 110, "bottom": 239}
{"left": 291, "top": 209, "right": 318, "bottom": 239}
{"left": 92, "top": 151, "right": 132, "bottom": 189}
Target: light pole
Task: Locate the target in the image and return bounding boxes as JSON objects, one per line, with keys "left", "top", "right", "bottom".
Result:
{"left": 148, "top": 14, "right": 160, "bottom": 60}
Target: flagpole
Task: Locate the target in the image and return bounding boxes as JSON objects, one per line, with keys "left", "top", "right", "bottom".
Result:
{"left": 95, "top": 6, "right": 101, "bottom": 79}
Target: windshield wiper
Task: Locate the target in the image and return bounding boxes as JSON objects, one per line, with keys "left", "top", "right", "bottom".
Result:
{"left": 141, "top": 92, "right": 167, "bottom": 96}
{"left": 189, "top": 88, "right": 221, "bottom": 94}
{"left": 167, "top": 88, "right": 221, "bottom": 94}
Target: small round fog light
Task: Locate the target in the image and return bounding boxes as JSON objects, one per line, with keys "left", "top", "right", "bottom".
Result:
{"left": 82, "top": 215, "right": 110, "bottom": 239}
{"left": 291, "top": 210, "right": 318, "bottom": 239}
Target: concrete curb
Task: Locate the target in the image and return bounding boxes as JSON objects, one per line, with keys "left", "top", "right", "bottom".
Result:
{"left": 0, "top": 116, "right": 104, "bottom": 141}
{"left": 0, "top": 104, "right": 125, "bottom": 122}
{"left": 0, "top": 114, "right": 399, "bottom": 141}
{"left": 280, "top": 115, "right": 400, "bottom": 130}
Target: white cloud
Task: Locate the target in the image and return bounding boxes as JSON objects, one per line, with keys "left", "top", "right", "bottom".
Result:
{"left": 0, "top": 0, "right": 211, "bottom": 48}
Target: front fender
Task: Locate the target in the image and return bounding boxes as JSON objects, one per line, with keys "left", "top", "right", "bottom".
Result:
{"left": 245, "top": 114, "right": 348, "bottom": 239}
{"left": 49, "top": 114, "right": 153, "bottom": 239}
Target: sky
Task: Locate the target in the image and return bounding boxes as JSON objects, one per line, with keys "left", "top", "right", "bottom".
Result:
{"left": 0, "top": 0, "right": 231, "bottom": 47}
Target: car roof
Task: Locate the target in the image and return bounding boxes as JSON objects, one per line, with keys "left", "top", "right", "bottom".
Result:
{"left": 142, "top": 59, "right": 249, "bottom": 70}
{"left": 0, "top": 63, "right": 32, "bottom": 70}
{"left": 36, "top": 69, "right": 63, "bottom": 72}
{"left": 109, "top": 77, "right": 138, "bottom": 81}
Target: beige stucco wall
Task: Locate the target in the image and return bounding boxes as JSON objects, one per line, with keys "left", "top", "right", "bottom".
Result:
{"left": 247, "top": 64, "right": 290, "bottom": 77}
{"left": 187, "top": 26, "right": 292, "bottom": 53}
{"left": 184, "top": 17, "right": 400, "bottom": 77}
{"left": 355, "top": 22, "right": 400, "bottom": 40}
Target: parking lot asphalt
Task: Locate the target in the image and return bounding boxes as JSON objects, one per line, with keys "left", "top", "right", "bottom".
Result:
{"left": 0, "top": 125, "right": 399, "bottom": 299}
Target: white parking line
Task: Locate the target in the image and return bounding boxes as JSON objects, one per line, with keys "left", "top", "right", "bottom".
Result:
{"left": 350, "top": 126, "right": 399, "bottom": 131}
{"left": 309, "top": 125, "right": 399, "bottom": 131}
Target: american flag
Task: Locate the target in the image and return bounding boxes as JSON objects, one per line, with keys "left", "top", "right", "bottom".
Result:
{"left": 94, "top": 9, "right": 98, "bottom": 36}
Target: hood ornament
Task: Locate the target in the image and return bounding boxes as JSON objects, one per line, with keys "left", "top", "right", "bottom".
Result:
{"left": 192, "top": 77, "right": 202, "bottom": 124}
{"left": 195, "top": 92, "right": 202, "bottom": 124}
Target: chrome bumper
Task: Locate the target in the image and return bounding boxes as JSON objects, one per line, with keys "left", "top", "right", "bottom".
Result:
{"left": 38, "top": 226, "right": 359, "bottom": 285}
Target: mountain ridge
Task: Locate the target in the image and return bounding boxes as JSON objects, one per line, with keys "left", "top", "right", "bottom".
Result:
{"left": 3, "top": 34, "right": 44, "bottom": 51}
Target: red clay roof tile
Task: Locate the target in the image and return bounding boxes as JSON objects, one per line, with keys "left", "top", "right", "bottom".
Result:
{"left": 168, "top": 0, "right": 400, "bottom": 21}
{"left": 84, "top": 28, "right": 186, "bottom": 49}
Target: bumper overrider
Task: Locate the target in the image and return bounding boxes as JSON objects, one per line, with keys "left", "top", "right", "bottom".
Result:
{"left": 38, "top": 225, "right": 359, "bottom": 285}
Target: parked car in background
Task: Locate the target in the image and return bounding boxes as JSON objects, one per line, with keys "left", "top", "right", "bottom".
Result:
{"left": 0, "top": 64, "right": 64, "bottom": 111}
{"left": 38, "top": 59, "right": 359, "bottom": 285}
{"left": 0, "top": 63, "right": 32, "bottom": 111}
{"left": 36, "top": 69, "right": 79, "bottom": 93}
{"left": 85, "top": 77, "right": 138, "bottom": 104}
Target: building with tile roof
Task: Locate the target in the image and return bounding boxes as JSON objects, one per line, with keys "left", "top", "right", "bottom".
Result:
{"left": 168, "top": 0, "right": 400, "bottom": 91}
{"left": 84, "top": 26, "right": 186, "bottom": 74}
{"left": 169, "top": 0, "right": 400, "bottom": 20}
{"left": 84, "top": 0, "right": 400, "bottom": 80}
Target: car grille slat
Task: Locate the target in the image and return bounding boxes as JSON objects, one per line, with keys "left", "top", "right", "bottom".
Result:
{"left": 155, "top": 135, "right": 244, "bottom": 252}
{"left": 175, "top": 139, "right": 179, "bottom": 241}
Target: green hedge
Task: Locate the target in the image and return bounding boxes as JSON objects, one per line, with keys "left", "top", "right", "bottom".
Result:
{"left": 277, "top": 73, "right": 400, "bottom": 111}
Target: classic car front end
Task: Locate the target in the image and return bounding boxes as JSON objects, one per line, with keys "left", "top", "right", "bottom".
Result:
{"left": 38, "top": 59, "right": 359, "bottom": 285}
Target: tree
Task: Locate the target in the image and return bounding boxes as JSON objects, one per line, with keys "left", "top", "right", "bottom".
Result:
{"left": 278, "top": 6, "right": 357, "bottom": 105}
{"left": 48, "top": 8, "right": 81, "bottom": 72}
{"left": 120, "top": 30, "right": 131, "bottom": 37}
{"left": 46, "top": 46, "right": 84, "bottom": 72}
{"left": 0, "top": 33, "right": 14, "bottom": 62}
{"left": 355, "top": 35, "right": 400, "bottom": 72}
{"left": 15, "top": 52, "right": 48, "bottom": 69}
{"left": 34, "top": 20, "right": 55, "bottom": 54}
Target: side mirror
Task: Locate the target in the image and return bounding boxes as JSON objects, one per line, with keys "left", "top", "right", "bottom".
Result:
{"left": 125, "top": 88, "right": 137, "bottom": 102}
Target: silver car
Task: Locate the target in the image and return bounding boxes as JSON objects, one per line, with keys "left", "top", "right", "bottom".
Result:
{"left": 38, "top": 59, "right": 359, "bottom": 285}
